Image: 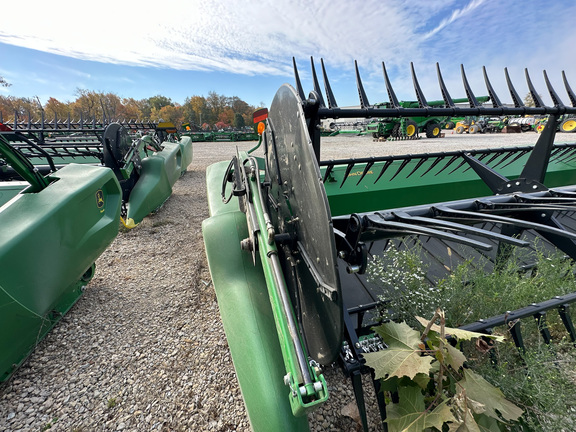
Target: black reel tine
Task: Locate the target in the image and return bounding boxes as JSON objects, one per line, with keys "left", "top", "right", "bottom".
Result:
{"left": 355, "top": 60, "right": 370, "bottom": 108}
{"left": 563, "top": 71, "right": 576, "bottom": 107}
{"left": 310, "top": 57, "right": 326, "bottom": 107}
{"left": 525, "top": 68, "right": 545, "bottom": 108}
{"left": 483, "top": 66, "right": 503, "bottom": 108}
{"left": 505, "top": 67, "right": 525, "bottom": 108}
{"left": 436, "top": 63, "right": 455, "bottom": 108}
{"left": 410, "top": 62, "right": 430, "bottom": 108}
{"left": 461, "top": 64, "right": 481, "bottom": 108}
{"left": 382, "top": 62, "right": 400, "bottom": 109}
{"left": 543, "top": 70, "right": 565, "bottom": 108}
{"left": 292, "top": 57, "right": 306, "bottom": 101}
{"left": 320, "top": 59, "right": 338, "bottom": 109}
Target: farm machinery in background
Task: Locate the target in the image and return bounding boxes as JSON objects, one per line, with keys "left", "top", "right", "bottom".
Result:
{"left": 367, "top": 96, "right": 490, "bottom": 139}
{"left": 203, "top": 56, "right": 576, "bottom": 431}
{"left": 0, "top": 115, "right": 193, "bottom": 383}
{"left": 0, "top": 114, "right": 192, "bottom": 226}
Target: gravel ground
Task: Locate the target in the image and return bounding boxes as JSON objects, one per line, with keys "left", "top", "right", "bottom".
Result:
{"left": 0, "top": 130, "right": 557, "bottom": 432}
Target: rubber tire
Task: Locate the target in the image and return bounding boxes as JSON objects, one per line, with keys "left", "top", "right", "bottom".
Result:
{"left": 469, "top": 124, "right": 480, "bottom": 134}
{"left": 521, "top": 124, "right": 532, "bottom": 132}
{"left": 444, "top": 121, "right": 455, "bottom": 129}
{"left": 455, "top": 125, "right": 465, "bottom": 134}
{"left": 391, "top": 123, "right": 401, "bottom": 138}
{"left": 560, "top": 118, "right": 576, "bottom": 133}
{"left": 405, "top": 121, "right": 418, "bottom": 137}
{"left": 426, "top": 123, "right": 441, "bottom": 138}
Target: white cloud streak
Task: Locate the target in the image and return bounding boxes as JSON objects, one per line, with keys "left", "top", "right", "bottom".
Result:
{"left": 1, "top": 0, "right": 576, "bottom": 107}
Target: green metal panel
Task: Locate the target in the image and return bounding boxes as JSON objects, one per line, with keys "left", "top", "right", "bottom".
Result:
{"left": 0, "top": 163, "right": 121, "bottom": 382}
{"left": 206, "top": 161, "right": 239, "bottom": 217}
{"left": 324, "top": 154, "right": 576, "bottom": 216}
{"left": 203, "top": 210, "right": 309, "bottom": 432}
{"left": 126, "top": 138, "right": 193, "bottom": 224}
{"left": 125, "top": 155, "right": 172, "bottom": 224}
{"left": 178, "top": 136, "right": 193, "bottom": 173}
{"left": 0, "top": 181, "right": 27, "bottom": 206}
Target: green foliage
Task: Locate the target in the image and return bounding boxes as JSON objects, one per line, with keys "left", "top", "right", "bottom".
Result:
{"left": 42, "top": 418, "right": 58, "bottom": 430}
{"left": 368, "top": 242, "right": 576, "bottom": 329}
{"left": 436, "top": 247, "right": 576, "bottom": 328}
{"left": 364, "top": 313, "right": 523, "bottom": 431}
{"left": 367, "top": 242, "right": 576, "bottom": 430}
{"left": 234, "top": 112, "right": 246, "bottom": 128}
{"left": 474, "top": 342, "right": 576, "bottom": 431}
{"left": 367, "top": 243, "right": 436, "bottom": 324}
{"left": 107, "top": 397, "right": 118, "bottom": 409}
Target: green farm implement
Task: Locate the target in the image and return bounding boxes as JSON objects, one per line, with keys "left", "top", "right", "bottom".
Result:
{"left": 367, "top": 96, "right": 490, "bottom": 139}
{"left": 0, "top": 134, "right": 122, "bottom": 382}
{"left": 203, "top": 57, "right": 576, "bottom": 431}
{"left": 183, "top": 130, "right": 259, "bottom": 142}
{"left": 0, "top": 116, "right": 193, "bottom": 226}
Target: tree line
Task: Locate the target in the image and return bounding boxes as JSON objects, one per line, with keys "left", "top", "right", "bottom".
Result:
{"left": 0, "top": 86, "right": 259, "bottom": 131}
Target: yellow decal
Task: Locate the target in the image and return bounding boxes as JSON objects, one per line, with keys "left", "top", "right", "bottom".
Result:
{"left": 96, "top": 190, "right": 105, "bottom": 209}
{"left": 347, "top": 170, "right": 374, "bottom": 177}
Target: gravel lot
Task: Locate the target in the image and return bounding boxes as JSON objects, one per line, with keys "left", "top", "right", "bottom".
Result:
{"left": 0, "top": 130, "right": 558, "bottom": 432}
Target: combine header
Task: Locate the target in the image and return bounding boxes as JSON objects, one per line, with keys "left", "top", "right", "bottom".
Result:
{"left": 0, "top": 115, "right": 193, "bottom": 382}
{"left": 203, "top": 57, "right": 576, "bottom": 431}
{"left": 0, "top": 129, "right": 122, "bottom": 383}
{"left": 0, "top": 116, "right": 192, "bottom": 226}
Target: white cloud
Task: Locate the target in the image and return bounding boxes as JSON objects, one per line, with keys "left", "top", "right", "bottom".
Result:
{"left": 2, "top": 0, "right": 576, "bottom": 107}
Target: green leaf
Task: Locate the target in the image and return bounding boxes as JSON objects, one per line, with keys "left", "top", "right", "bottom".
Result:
{"left": 458, "top": 369, "right": 523, "bottom": 422}
{"left": 412, "top": 373, "right": 431, "bottom": 390}
{"left": 364, "top": 322, "right": 433, "bottom": 380}
{"left": 445, "top": 343, "right": 467, "bottom": 370}
{"left": 386, "top": 386, "right": 456, "bottom": 431}
{"left": 415, "top": 316, "right": 504, "bottom": 342}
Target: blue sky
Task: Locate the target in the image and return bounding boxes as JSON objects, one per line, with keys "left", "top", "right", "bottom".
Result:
{"left": 1, "top": 0, "right": 576, "bottom": 109}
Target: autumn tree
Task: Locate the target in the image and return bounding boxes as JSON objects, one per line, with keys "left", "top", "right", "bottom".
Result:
{"left": 45, "top": 97, "right": 71, "bottom": 120}
{"left": 234, "top": 112, "right": 246, "bottom": 129}
{"left": 118, "top": 98, "right": 145, "bottom": 120}
{"left": 100, "top": 93, "right": 124, "bottom": 120}
{"left": 0, "top": 96, "right": 43, "bottom": 120}
{"left": 151, "top": 104, "right": 184, "bottom": 126}
{"left": 183, "top": 95, "right": 209, "bottom": 127}
{"left": 71, "top": 89, "right": 102, "bottom": 119}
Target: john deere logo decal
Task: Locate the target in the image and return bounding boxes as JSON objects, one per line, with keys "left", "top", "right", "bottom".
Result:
{"left": 96, "top": 190, "right": 104, "bottom": 209}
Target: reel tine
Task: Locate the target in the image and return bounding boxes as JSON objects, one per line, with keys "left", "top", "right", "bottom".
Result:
{"left": 436, "top": 63, "right": 455, "bottom": 108}
{"left": 483, "top": 66, "right": 503, "bottom": 108}
{"left": 543, "top": 70, "right": 564, "bottom": 107}
{"left": 460, "top": 64, "right": 481, "bottom": 108}
{"left": 562, "top": 71, "right": 576, "bottom": 107}
{"left": 382, "top": 62, "right": 400, "bottom": 108}
{"left": 310, "top": 57, "right": 326, "bottom": 107}
{"left": 320, "top": 59, "right": 338, "bottom": 109}
{"left": 410, "top": 62, "right": 429, "bottom": 108}
{"left": 355, "top": 60, "right": 370, "bottom": 108}
{"left": 525, "top": 69, "right": 545, "bottom": 107}
{"left": 505, "top": 67, "right": 525, "bottom": 107}
{"left": 292, "top": 57, "right": 306, "bottom": 101}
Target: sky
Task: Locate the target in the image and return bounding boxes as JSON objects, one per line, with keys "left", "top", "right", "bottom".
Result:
{"left": 1, "top": 0, "right": 576, "bottom": 111}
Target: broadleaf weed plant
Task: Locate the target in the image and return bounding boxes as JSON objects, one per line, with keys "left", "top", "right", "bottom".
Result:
{"left": 367, "top": 239, "right": 576, "bottom": 429}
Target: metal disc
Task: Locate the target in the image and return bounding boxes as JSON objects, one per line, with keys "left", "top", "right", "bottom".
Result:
{"left": 266, "top": 84, "right": 343, "bottom": 365}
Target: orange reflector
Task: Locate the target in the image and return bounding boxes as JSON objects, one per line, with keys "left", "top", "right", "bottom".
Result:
{"left": 253, "top": 108, "right": 268, "bottom": 124}
{"left": 258, "top": 122, "right": 266, "bottom": 135}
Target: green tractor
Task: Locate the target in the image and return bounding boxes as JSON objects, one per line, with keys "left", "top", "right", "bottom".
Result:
{"left": 367, "top": 96, "right": 489, "bottom": 139}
